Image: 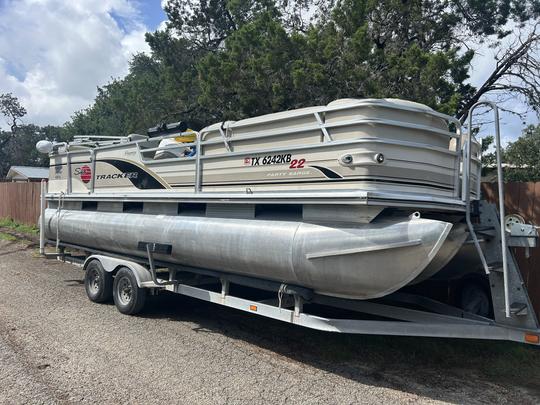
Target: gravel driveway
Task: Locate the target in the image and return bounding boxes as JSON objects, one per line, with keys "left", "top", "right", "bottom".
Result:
{"left": 0, "top": 239, "right": 539, "bottom": 404}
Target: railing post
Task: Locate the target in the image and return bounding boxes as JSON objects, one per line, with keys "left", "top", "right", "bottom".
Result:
{"left": 492, "top": 105, "right": 510, "bottom": 318}
{"left": 453, "top": 123, "right": 462, "bottom": 199}
{"left": 314, "top": 112, "right": 333, "bottom": 142}
{"left": 39, "top": 179, "right": 47, "bottom": 255}
{"left": 218, "top": 124, "right": 232, "bottom": 152}
{"left": 90, "top": 150, "right": 96, "bottom": 193}
{"left": 195, "top": 131, "right": 202, "bottom": 193}
{"left": 66, "top": 153, "right": 72, "bottom": 194}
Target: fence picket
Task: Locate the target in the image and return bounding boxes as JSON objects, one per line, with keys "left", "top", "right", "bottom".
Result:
{"left": 0, "top": 182, "right": 42, "bottom": 225}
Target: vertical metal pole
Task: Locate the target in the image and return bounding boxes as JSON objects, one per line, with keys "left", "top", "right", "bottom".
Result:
{"left": 476, "top": 140, "right": 482, "bottom": 199}
{"left": 221, "top": 279, "right": 229, "bottom": 304}
{"left": 492, "top": 106, "right": 510, "bottom": 318}
{"left": 195, "top": 132, "right": 202, "bottom": 193}
{"left": 466, "top": 107, "right": 490, "bottom": 275}
{"left": 467, "top": 101, "right": 510, "bottom": 318}
{"left": 453, "top": 123, "right": 462, "bottom": 199}
{"left": 39, "top": 179, "right": 46, "bottom": 255}
{"left": 461, "top": 127, "right": 469, "bottom": 201}
{"left": 293, "top": 295, "right": 303, "bottom": 320}
{"left": 90, "top": 150, "right": 96, "bottom": 193}
{"left": 66, "top": 153, "right": 72, "bottom": 194}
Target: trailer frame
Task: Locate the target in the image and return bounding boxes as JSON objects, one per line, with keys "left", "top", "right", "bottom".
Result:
{"left": 46, "top": 241, "right": 540, "bottom": 346}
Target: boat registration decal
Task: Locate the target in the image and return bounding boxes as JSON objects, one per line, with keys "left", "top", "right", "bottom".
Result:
{"left": 244, "top": 154, "right": 307, "bottom": 168}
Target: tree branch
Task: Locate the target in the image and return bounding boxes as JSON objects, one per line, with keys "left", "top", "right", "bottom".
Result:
{"left": 457, "top": 28, "right": 539, "bottom": 122}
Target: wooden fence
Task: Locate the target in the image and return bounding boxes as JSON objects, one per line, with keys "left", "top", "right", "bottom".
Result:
{"left": 482, "top": 182, "right": 540, "bottom": 319}
{"left": 0, "top": 182, "right": 42, "bottom": 225}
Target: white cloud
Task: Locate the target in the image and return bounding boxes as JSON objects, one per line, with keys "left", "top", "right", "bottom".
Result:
{"left": 1, "top": 0, "right": 536, "bottom": 143}
{"left": 157, "top": 19, "right": 169, "bottom": 32}
{"left": 0, "top": 0, "right": 150, "bottom": 129}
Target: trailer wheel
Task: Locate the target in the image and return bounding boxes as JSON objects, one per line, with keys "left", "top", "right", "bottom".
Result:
{"left": 113, "top": 267, "right": 146, "bottom": 315}
{"left": 85, "top": 260, "right": 113, "bottom": 303}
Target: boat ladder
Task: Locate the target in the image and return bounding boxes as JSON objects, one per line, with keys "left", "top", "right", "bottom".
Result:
{"left": 464, "top": 101, "right": 538, "bottom": 329}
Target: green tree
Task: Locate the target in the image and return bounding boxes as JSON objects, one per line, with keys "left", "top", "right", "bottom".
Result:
{"left": 67, "top": 0, "right": 540, "bottom": 135}
{"left": 0, "top": 93, "right": 65, "bottom": 177}
{"left": 503, "top": 125, "right": 540, "bottom": 181}
{"left": 0, "top": 92, "right": 26, "bottom": 132}
{"left": 480, "top": 125, "right": 540, "bottom": 182}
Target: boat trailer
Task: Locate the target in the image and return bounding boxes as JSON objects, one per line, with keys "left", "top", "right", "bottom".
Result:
{"left": 38, "top": 101, "right": 540, "bottom": 345}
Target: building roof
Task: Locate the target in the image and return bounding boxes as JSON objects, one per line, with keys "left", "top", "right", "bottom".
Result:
{"left": 6, "top": 166, "right": 49, "bottom": 180}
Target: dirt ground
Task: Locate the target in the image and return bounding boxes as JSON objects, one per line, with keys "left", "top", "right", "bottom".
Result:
{"left": 0, "top": 239, "right": 539, "bottom": 404}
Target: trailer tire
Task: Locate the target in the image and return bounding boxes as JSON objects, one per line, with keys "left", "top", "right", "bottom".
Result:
{"left": 85, "top": 260, "right": 113, "bottom": 303}
{"left": 113, "top": 267, "right": 146, "bottom": 315}
{"left": 458, "top": 280, "right": 492, "bottom": 318}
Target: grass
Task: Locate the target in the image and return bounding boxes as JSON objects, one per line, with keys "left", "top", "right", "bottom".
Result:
{"left": 0, "top": 217, "right": 39, "bottom": 236}
{"left": 366, "top": 336, "right": 535, "bottom": 373}
{"left": 299, "top": 331, "right": 540, "bottom": 389}
{"left": 0, "top": 231, "right": 17, "bottom": 241}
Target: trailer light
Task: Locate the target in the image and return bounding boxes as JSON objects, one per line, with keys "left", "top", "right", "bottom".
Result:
{"left": 524, "top": 333, "right": 539, "bottom": 344}
{"left": 249, "top": 305, "right": 258, "bottom": 312}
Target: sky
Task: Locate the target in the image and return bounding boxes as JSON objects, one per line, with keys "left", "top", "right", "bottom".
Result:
{"left": 0, "top": 0, "right": 537, "bottom": 144}
{"left": 466, "top": 26, "right": 539, "bottom": 145}
{"left": 0, "top": 0, "right": 166, "bottom": 129}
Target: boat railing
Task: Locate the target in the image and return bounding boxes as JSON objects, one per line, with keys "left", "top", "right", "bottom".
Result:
{"left": 70, "top": 135, "right": 130, "bottom": 148}
{"left": 58, "top": 100, "right": 478, "bottom": 203}
{"left": 134, "top": 104, "right": 466, "bottom": 197}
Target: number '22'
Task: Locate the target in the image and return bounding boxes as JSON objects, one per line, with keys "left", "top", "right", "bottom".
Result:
{"left": 289, "top": 159, "right": 305, "bottom": 169}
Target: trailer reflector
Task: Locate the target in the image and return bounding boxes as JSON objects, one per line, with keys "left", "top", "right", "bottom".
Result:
{"left": 249, "top": 305, "right": 258, "bottom": 312}
{"left": 525, "top": 333, "right": 539, "bottom": 344}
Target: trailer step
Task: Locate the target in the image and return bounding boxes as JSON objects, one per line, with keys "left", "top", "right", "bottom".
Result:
{"left": 487, "top": 261, "right": 503, "bottom": 272}
{"left": 44, "top": 252, "right": 86, "bottom": 265}
{"left": 510, "top": 302, "right": 528, "bottom": 316}
{"left": 473, "top": 225, "right": 496, "bottom": 238}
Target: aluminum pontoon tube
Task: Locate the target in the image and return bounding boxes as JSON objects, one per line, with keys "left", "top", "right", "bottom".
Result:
{"left": 44, "top": 209, "right": 452, "bottom": 299}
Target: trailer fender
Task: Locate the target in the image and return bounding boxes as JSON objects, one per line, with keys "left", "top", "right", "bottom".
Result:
{"left": 82, "top": 255, "right": 153, "bottom": 287}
